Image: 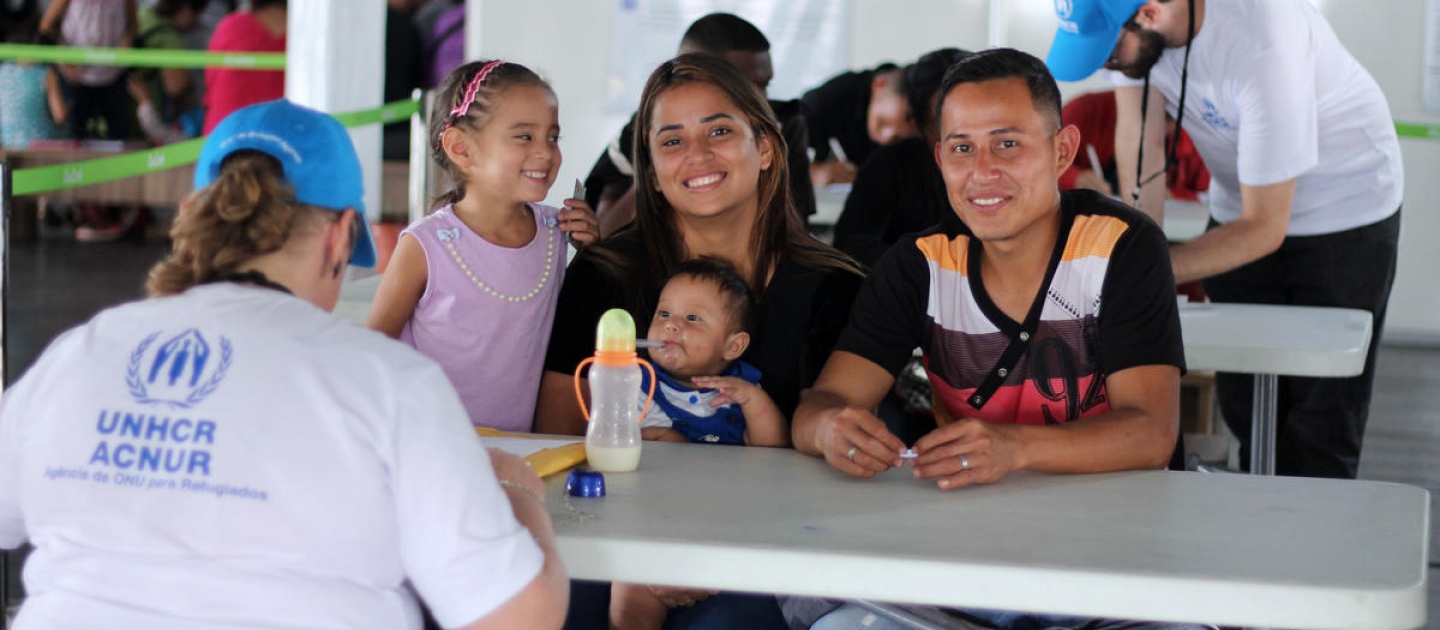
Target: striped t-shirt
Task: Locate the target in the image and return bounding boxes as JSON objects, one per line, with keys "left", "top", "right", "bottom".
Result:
{"left": 837, "top": 190, "right": 1184, "bottom": 427}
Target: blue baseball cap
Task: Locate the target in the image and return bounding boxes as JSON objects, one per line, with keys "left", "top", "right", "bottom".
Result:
{"left": 1046, "top": 0, "right": 1147, "bottom": 82}
{"left": 195, "top": 99, "right": 377, "bottom": 268}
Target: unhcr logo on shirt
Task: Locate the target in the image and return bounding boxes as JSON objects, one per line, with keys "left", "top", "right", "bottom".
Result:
{"left": 127, "top": 329, "right": 233, "bottom": 408}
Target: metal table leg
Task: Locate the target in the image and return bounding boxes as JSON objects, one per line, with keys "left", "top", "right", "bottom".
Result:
{"left": 1250, "top": 374, "right": 1278, "bottom": 475}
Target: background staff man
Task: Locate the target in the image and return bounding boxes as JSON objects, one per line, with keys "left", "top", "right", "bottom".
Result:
{"left": 1047, "top": 0, "right": 1403, "bottom": 479}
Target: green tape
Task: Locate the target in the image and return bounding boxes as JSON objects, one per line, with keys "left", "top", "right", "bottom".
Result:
{"left": 12, "top": 139, "right": 204, "bottom": 196}
{"left": 332, "top": 99, "right": 421, "bottom": 128}
{"left": 1395, "top": 122, "right": 1440, "bottom": 141}
{"left": 0, "top": 43, "right": 284, "bottom": 69}
{"left": 11, "top": 98, "right": 420, "bottom": 196}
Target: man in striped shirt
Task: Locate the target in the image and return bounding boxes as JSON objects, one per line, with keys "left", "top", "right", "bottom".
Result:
{"left": 793, "top": 48, "right": 1185, "bottom": 491}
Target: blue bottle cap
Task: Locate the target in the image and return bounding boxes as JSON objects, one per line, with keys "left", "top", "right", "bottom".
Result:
{"left": 566, "top": 469, "right": 606, "bottom": 497}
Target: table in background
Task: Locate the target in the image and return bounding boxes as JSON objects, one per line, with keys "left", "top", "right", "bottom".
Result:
{"left": 548, "top": 441, "right": 1429, "bottom": 630}
{"left": 0, "top": 150, "right": 415, "bottom": 241}
{"left": 1164, "top": 199, "right": 1209, "bottom": 242}
{"left": 1179, "top": 303, "right": 1372, "bottom": 475}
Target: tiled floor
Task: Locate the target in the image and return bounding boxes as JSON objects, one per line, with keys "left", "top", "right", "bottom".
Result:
{"left": 1, "top": 232, "right": 1436, "bottom": 628}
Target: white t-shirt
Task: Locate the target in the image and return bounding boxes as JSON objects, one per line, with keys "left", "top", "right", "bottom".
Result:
{"left": 0, "top": 284, "right": 543, "bottom": 630}
{"left": 1113, "top": 0, "right": 1403, "bottom": 235}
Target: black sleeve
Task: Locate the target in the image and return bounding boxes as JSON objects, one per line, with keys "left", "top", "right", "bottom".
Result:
{"left": 798, "top": 268, "right": 864, "bottom": 390}
{"left": 834, "top": 239, "right": 929, "bottom": 376}
{"left": 1098, "top": 215, "right": 1186, "bottom": 375}
{"left": 832, "top": 149, "right": 901, "bottom": 268}
{"left": 543, "top": 253, "right": 626, "bottom": 376}
{"left": 772, "top": 99, "right": 817, "bottom": 217}
{"left": 581, "top": 116, "right": 638, "bottom": 209}
{"left": 800, "top": 74, "right": 851, "bottom": 162}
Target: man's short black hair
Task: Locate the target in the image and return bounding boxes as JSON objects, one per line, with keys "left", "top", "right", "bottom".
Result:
{"left": 680, "top": 13, "right": 770, "bottom": 55}
{"left": 935, "top": 48, "right": 1064, "bottom": 133}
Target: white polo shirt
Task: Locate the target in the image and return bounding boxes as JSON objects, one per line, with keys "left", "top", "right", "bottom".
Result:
{"left": 0, "top": 283, "right": 543, "bottom": 630}
{"left": 1114, "top": 0, "right": 1403, "bottom": 235}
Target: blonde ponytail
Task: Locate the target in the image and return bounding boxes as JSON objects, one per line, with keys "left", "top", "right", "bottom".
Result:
{"left": 146, "top": 152, "right": 310, "bottom": 296}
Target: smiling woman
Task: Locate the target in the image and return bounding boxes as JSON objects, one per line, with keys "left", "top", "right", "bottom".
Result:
{"left": 537, "top": 53, "right": 862, "bottom": 435}
{"left": 534, "top": 52, "right": 864, "bottom": 630}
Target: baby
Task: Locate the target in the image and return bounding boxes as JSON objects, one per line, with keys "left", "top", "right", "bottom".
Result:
{"left": 612, "top": 258, "right": 787, "bottom": 630}
{"left": 636, "top": 257, "right": 786, "bottom": 447}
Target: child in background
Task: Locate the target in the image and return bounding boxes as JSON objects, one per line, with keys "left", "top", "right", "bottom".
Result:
{"left": 40, "top": 0, "right": 135, "bottom": 140}
{"left": 636, "top": 257, "right": 786, "bottom": 447}
{"left": 612, "top": 258, "right": 788, "bottom": 630}
{"left": 367, "top": 59, "right": 598, "bottom": 431}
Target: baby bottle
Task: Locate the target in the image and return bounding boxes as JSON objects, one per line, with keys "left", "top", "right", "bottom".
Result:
{"left": 573, "top": 309, "right": 656, "bottom": 472}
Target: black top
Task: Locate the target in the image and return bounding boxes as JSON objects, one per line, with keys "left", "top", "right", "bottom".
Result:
{"left": 581, "top": 99, "right": 816, "bottom": 219}
{"left": 383, "top": 7, "right": 426, "bottom": 161}
{"left": 832, "top": 137, "right": 950, "bottom": 268}
{"left": 543, "top": 231, "right": 863, "bottom": 420}
{"left": 801, "top": 69, "right": 877, "bottom": 166}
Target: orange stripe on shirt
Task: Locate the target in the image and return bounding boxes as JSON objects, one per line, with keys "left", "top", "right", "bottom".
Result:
{"left": 916, "top": 233, "right": 969, "bottom": 274}
{"left": 1061, "top": 214, "right": 1129, "bottom": 262}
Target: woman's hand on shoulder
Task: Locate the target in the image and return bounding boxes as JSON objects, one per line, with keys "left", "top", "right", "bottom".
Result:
{"left": 560, "top": 197, "right": 599, "bottom": 249}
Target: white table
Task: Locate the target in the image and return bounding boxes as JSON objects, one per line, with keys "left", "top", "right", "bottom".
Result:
{"left": 1163, "top": 199, "right": 1209, "bottom": 242}
{"left": 334, "top": 273, "right": 383, "bottom": 326}
{"left": 812, "top": 183, "right": 849, "bottom": 228}
{"left": 1179, "top": 303, "right": 1372, "bottom": 476}
{"left": 547, "top": 441, "right": 1429, "bottom": 630}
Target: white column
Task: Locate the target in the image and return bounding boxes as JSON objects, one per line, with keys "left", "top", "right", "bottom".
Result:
{"left": 465, "top": 0, "right": 483, "bottom": 63}
{"left": 285, "top": 0, "right": 386, "bottom": 226}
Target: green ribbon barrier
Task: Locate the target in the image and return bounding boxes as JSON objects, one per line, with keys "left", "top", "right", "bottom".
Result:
{"left": 11, "top": 98, "right": 421, "bottom": 196}
{"left": 0, "top": 43, "right": 284, "bottom": 69}
{"left": 1395, "top": 122, "right": 1440, "bottom": 142}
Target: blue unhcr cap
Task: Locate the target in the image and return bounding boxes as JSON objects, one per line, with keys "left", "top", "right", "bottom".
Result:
{"left": 1046, "top": 0, "right": 1148, "bottom": 82}
{"left": 195, "top": 99, "right": 377, "bottom": 268}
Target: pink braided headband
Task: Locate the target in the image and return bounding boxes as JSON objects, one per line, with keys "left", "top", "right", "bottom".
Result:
{"left": 438, "top": 60, "right": 506, "bottom": 144}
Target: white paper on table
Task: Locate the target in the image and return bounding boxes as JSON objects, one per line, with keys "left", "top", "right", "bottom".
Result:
{"left": 481, "top": 436, "right": 582, "bottom": 458}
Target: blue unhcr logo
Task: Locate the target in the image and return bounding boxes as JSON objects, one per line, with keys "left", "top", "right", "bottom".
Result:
{"left": 127, "top": 329, "right": 233, "bottom": 408}
{"left": 1201, "top": 99, "right": 1234, "bottom": 131}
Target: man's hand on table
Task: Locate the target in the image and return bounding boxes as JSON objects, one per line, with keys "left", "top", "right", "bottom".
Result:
{"left": 814, "top": 405, "right": 906, "bottom": 477}
{"left": 910, "top": 419, "right": 1023, "bottom": 489}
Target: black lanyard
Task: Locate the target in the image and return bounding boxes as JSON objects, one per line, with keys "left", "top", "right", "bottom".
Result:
{"left": 1133, "top": 0, "right": 1196, "bottom": 207}
{"left": 206, "top": 270, "right": 293, "bottom": 295}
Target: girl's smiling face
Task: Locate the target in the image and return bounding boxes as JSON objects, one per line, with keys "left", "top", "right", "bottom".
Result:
{"left": 460, "top": 84, "right": 561, "bottom": 206}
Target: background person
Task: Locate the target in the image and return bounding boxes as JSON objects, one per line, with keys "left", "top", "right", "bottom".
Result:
{"left": 800, "top": 62, "right": 917, "bottom": 185}
{"left": 831, "top": 47, "right": 970, "bottom": 270}
{"left": 40, "top": 0, "right": 136, "bottom": 140}
{"left": 0, "top": 100, "right": 568, "bottom": 630}
{"left": 203, "top": 0, "right": 285, "bottom": 134}
{"left": 1048, "top": 0, "right": 1404, "bottom": 479}
{"left": 1058, "top": 90, "right": 1208, "bottom": 201}
{"left": 541, "top": 53, "right": 862, "bottom": 630}
{"left": 133, "top": 0, "right": 208, "bottom": 138}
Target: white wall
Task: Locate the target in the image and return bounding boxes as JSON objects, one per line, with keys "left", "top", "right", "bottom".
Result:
{"left": 848, "top": 0, "right": 989, "bottom": 69}
{"left": 466, "top": 0, "right": 1440, "bottom": 341}
{"left": 1321, "top": 1, "right": 1440, "bottom": 343}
